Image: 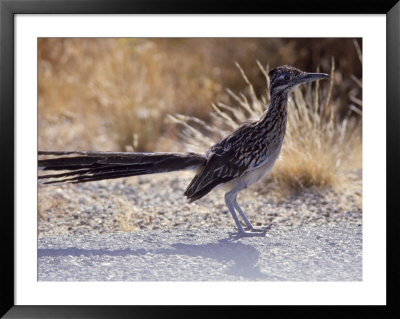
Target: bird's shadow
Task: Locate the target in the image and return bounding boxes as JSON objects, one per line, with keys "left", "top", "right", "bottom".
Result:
{"left": 38, "top": 235, "right": 280, "bottom": 280}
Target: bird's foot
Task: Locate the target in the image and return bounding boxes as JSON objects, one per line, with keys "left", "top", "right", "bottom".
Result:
{"left": 245, "top": 225, "right": 271, "bottom": 233}
{"left": 229, "top": 226, "right": 270, "bottom": 239}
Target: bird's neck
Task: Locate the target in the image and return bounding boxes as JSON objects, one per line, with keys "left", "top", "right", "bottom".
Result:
{"left": 258, "top": 91, "right": 289, "bottom": 129}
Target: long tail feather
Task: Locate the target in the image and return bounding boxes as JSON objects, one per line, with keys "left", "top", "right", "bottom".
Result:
{"left": 38, "top": 151, "right": 206, "bottom": 184}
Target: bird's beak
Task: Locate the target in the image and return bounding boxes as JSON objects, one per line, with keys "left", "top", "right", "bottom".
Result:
{"left": 297, "top": 72, "right": 329, "bottom": 85}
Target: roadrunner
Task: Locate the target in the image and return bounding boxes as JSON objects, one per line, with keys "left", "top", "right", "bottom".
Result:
{"left": 39, "top": 65, "right": 329, "bottom": 236}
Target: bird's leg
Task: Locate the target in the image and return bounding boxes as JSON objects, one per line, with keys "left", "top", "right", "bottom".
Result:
{"left": 225, "top": 190, "right": 267, "bottom": 237}
{"left": 231, "top": 195, "right": 255, "bottom": 230}
{"left": 224, "top": 191, "right": 246, "bottom": 233}
{"left": 232, "top": 197, "right": 270, "bottom": 233}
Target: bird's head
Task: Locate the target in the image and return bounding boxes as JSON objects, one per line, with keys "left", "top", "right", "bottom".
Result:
{"left": 268, "top": 65, "right": 329, "bottom": 95}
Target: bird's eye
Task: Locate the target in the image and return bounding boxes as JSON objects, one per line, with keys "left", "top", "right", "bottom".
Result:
{"left": 284, "top": 74, "right": 291, "bottom": 81}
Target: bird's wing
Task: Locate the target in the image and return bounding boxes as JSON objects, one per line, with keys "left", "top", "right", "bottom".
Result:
{"left": 184, "top": 121, "right": 265, "bottom": 202}
{"left": 183, "top": 150, "right": 243, "bottom": 202}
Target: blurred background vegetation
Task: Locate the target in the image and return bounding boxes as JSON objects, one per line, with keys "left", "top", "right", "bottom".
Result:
{"left": 38, "top": 38, "right": 362, "bottom": 197}
{"left": 38, "top": 38, "right": 361, "bottom": 150}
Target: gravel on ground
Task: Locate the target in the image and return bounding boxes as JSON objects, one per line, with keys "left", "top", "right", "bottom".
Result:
{"left": 38, "top": 171, "right": 362, "bottom": 238}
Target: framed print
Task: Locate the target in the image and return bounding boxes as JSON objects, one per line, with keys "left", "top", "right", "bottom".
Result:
{"left": 1, "top": 0, "right": 399, "bottom": 318}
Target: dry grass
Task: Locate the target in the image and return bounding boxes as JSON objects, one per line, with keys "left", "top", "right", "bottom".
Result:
{"left": 274, "top": 61, "right": 362, "bottom": 194}
{"left": 39, "top": 38, "right": 207, "bottom": 152}
{"left": 169, "top": 60, "right": 362, "bottom": 197}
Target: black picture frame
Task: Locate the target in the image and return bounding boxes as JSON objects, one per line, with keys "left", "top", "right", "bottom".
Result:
{"left": 1, "top": 0, "right": 399, "bottom": 318}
